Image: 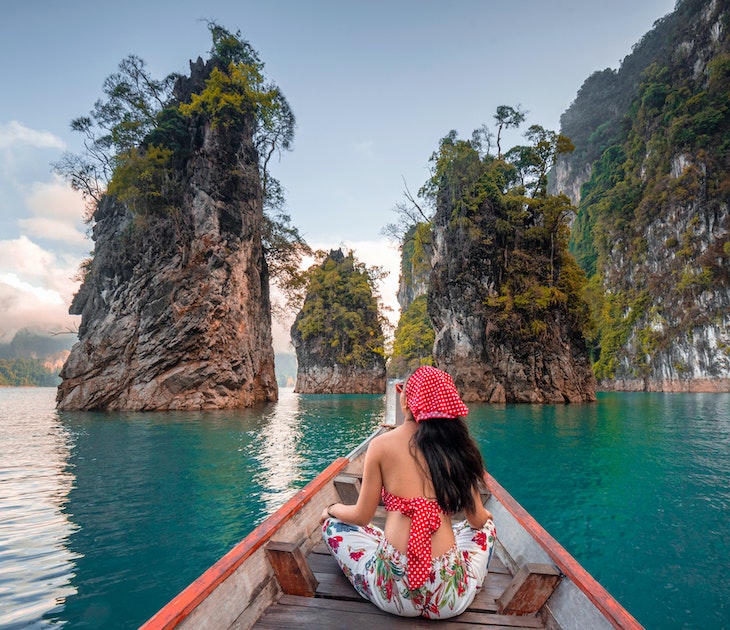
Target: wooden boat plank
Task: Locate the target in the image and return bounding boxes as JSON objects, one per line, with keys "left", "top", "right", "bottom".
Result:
{"left": 313, "top": 571, "right": 365, "bottom": 600}
{"left": 455, "top": 610, "right": 545, "bottom": 628}
{"left": 310, "top": 539, "right": 511, "bottom": 603}
{"left": 253, "top": 598, "right": 457, "bottom": 629}
{"left": 298, "top": 540, "right": 549, "bottom": 627}
{"left": 312, "top": 568, "right": 512, "bottom": 613}
{"left": 306, "top": 549, "right": 339, "bottom": 572}
{"left": 308, "top": 521, "right": 519, "bottom": 620}
{"left": 468, "top": 584, "right": 504, "bottom": 612}
{"left": 253, "top": 594, "right": 546, "bottom": 629}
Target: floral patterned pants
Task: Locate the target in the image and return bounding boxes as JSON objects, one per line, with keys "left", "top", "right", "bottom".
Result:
{"left": 321, "top": 517, "right": 496, "bottom": 619}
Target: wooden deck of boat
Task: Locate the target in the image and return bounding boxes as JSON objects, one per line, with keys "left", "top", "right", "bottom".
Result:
{"left": 253, "top": 540, "right": 545, "bottom": 630}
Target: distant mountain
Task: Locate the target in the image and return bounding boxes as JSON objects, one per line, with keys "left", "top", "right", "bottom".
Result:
{"left": 275, "top": 353, "right": 297, "bottom": 388}
{"left": 0, "top": 329, "right": 73, "bottom": 386}
{"left": 0, "top": 328, "right": 74, "bottom": 360}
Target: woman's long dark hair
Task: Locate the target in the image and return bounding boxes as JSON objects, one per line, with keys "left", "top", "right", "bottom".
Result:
{"left": 412, "top": 417, "right": 485, "bottom": 514}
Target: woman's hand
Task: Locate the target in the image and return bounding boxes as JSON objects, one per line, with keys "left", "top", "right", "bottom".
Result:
{"left": 465, "top": 487, "right": 494, "bottom": 529}
{"left": 320, "top": 503, "right": 338, "bottom": 524}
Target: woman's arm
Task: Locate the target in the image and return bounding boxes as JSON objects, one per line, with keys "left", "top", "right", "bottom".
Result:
{"left": 321, "top": 438, "right": 384, "bottom": 526}
{"left": 463, "top": 486, "right": 493, "bottom": 529}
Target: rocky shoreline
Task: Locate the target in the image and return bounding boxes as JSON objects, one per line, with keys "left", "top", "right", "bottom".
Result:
{"left": 598, "top": 378, "right": 730, "bottom": 393}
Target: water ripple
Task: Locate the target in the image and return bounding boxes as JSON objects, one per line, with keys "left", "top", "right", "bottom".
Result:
{"left": 0, "top": 388, "right": 78, "bottom": 629}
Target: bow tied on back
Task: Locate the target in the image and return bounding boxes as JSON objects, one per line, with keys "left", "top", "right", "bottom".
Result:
{"left": 382, "top": 491, "right": 443, "bottom": 589}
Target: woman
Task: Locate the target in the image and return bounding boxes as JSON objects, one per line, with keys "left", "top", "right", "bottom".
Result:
{"left": 321, "top": 365, "right": 496, "bottom": 619}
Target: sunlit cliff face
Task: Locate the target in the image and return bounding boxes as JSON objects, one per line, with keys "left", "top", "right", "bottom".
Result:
{"left": 57, "top": 63, "right": 278, "bottom": 411}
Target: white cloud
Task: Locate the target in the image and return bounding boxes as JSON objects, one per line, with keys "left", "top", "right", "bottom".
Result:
{"left": 0, "top": 236, "right": 81, "bottom": 342}
{"left": 0, "top": 236, "right": 56, "bottom": 278}
{"left": 17, "top": 175, "right": 87, "bottom": 245}
{"left": 25, "top": 174, "right": 85, "bottom": 220}
{"left": 0, "top": 273, "right": 64, "bottom": 305}
{"left": 17, "top": 217, "right": 87, "bottom": 245}
{"left": 0, "top": 121, "right": 66, "bottom": 150}
{"left": 271, "top": 313, "right": 294, "bottom": 354}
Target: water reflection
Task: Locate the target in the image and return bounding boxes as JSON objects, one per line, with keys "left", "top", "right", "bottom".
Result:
{"left": 250, "top": 389, "right": 387, "bottom": 514}
{"left": 0, "top": 388, "right": 78, "bottom": 628}
{"left": 39, "top": 389, "right": 383, "bottom": 628}
{"left": 6, "top": 388, "right": 726, "bottom": 629}
{"left": 48, "top": 405, "right": 275, "bottom": 628}
{"left": 468, "top": 392, "right": 730, "bottom": 629}
{"left": 253, "top": 389, "right": 305, "bottom": 513}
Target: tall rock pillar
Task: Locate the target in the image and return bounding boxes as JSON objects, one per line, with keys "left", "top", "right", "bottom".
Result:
{"left": 57, "top": 65, "right": 277, "bottom": 410}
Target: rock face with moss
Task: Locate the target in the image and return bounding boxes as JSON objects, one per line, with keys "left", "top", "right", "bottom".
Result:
{"left": 429, "top": 209, "right": 596, "bottom": 403}
{"left": 57, "top": 54, "right": 278, "bottom": 410}
{"left": 390, "top": 225, "right": 434, "bottom": 375}
{"left": 291, "top": 249, "right": 386, "bottom": 393}
{"left": 419, "top": 126, "right": 596, "bottom": 403}
{"left": 553, "top": 0, "right": 730, "bottom": 391}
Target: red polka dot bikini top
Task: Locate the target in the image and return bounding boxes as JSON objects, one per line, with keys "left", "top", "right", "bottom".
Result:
{"left": 381, "top": 488, "right": 444, "bottom": 589}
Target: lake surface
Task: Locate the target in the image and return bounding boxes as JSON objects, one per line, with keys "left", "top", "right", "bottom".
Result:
{"left": 1, "top": 388, "right": 728, "bottom": 629}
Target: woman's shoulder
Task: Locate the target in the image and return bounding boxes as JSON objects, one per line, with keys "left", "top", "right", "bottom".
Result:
{"left": 370, "top": 425, "right": 410, "bottom": 453}
{"left": 369, "top": 428, "right": 394, "bottom": 451}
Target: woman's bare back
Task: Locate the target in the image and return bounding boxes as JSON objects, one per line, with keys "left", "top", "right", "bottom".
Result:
{"left": 376, "top": 423, "right": 457, "bottom": 557}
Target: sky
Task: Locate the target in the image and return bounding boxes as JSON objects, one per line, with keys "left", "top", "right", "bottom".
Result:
{"left": 0, "top": 0, "right": 678, "bottom": 352}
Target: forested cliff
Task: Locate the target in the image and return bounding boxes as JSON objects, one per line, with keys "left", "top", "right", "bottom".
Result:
{"left": 56, "top": 3, "right": 729, "bottom": 402}
{"left": 291, "top": 249, "right": 386, "bottom": 393}
{"left": 391, "top": 0, "right": 729, "bottom": 397}
{"left": 554, "top": 0, "right": 730, "bottom": 390}
{"left": 56, "top": 27, "right": 302, "bottom": 410}
{"left": 391, "top": 120, "right": 597, "bottom": 403}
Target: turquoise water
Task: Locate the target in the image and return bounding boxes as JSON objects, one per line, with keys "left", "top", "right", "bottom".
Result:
{"left": 1, "top": 388, "right": 728, "bottom": 629}
{"left": 465, "top": 394, "right": 730, "bottom": 629}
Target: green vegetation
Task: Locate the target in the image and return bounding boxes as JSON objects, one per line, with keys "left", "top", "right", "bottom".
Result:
{"left": 0, "top": 330, "right": 71, "bottom": 386}
{"left": 106, "top": 145, "right": 179, "bottom": 214}
{"left": 565, "top": 0, "right": 730, "bottom": 377}
{"left": 179, "top": 64, "right": 274, "bottom": 127}
{"left": 390, "top": 295, "right": 434, "bottom": 375}
{"left": 53, "top": 54, "right": 177, "bottom": 214}
{"left": 0, "top": 359, "right": 59, "bottom": 387}
{"left": 391, "top": 108, "right": 591, "bottom": 360}
{"left": 55, "top": 23, "right": 308, "bottom": 298}
{"left": 294, "top": 250, "right": 386, "bottom": 369}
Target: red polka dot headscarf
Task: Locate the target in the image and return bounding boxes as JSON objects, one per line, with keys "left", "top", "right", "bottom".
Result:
{"left": 405, "top": 366, "right": 469, "bottom": 422}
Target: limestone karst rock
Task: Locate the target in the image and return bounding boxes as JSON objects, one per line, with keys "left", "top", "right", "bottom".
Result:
{"left": 552, "top": 0, "right": 730, "bottom": 391}
{"left": 428, "top": 200, "right": 597, "bottom": 404}
{"left": 394, "top": 120, "right": 596, "bottom": 403}
{"left": 56, "top": 58, "right": 277, "bottom": 410}
{"left": 390, "top": 224, "right": 434, "bottom": 375}
{"left": 291, "top": 249, "right": 386, "bottom": 394}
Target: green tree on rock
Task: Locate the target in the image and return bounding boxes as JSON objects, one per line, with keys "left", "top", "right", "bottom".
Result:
{"left": 390, "top": 295, "right": 434, "bottom": 376}
{"left": 392, "top": 106, "right": 589, "bottom": 349}
{"left": 54, "top": 23, "right": 309, "bottom": 302}
{"left": 292, "top": 249, "right": 386, "bottom": 390}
